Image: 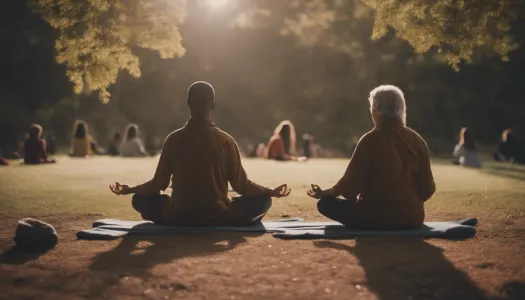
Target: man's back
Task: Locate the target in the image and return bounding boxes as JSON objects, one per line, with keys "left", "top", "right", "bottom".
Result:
{"left": 146, "top": 118, "right": 270, "bottom": 225}
{"left": 357, "top": 125, "right": 436, "bottom": 227}
{"left": 168, "top": 119, "right": 231, "bottom": 211}
{"left": 109, "top": 81, "right": 290, "bottom": 226}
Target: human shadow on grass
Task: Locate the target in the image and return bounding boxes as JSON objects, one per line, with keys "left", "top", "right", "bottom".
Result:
{"left": 0, "top": 246, "right": 49, "bottom": 265}
{"left": 316, "top": 238, "right": 491, "bottom": 300}
{"left": 480, "top": 163, "right": 525, "bottom": 182}
{"left": 87, "top": 231, "right": 262, "bottom": 298}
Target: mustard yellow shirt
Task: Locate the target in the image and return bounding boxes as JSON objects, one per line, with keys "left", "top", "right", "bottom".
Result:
{"left": 134, "top": 118, "right": 272, "bottom": 225}
{"left": 71, "top": 136, "right": 92, "bottom": 157}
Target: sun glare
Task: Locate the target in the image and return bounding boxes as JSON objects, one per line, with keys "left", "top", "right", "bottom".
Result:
{"left": 206, "top": 0, "right": 230, "bottom": 9}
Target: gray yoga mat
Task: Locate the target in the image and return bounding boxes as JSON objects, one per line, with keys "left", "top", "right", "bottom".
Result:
{"left": 77, "top": 218, "right": 477, "bottom": 240}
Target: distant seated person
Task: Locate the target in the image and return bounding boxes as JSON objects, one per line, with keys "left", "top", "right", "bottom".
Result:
{"left": 264, "top": 120, "right": 306, "bottom": 161}
{"left": 109, "top": 81, "right": 290, "bottom": 226}
{"left": 45, "top": 135, "right": 57, "bottom": 155}
{"left": 453, "top": 127, "right": 482, "bottom": 168}
{"left": 255, "top": 143, "right": 266, "bottom": 158}
{"left": 307, "top": 85, "right": 436, "bottom": 230}
{"left": 119, "top": 124, "right": 151, "bottom": 157}
{"left": 0, "top": 149, "right": 8, "bottom": 166}
{"left": 493, "top": 129, "right": 525, "bottom": 164}
{"left": 107, "top": 133, "right": 122, "bottom": 156}
{"left": 301, "top": 134, "right": 313, "bottom": 158}
{"left": 70, "top": 120, "right": 98, "bottom": 157}
{"left": 24, "top": 124, "right": 56, "bottom": 164}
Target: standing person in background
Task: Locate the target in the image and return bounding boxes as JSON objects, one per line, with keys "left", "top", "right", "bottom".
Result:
{"left": 453, "top": 127, "right": 482, "bottom": 168}
{"left": 494, "top": 129, "right": 525, "bottom": 164}
{"left": 107, "top": 133, "right": 122, "bottom": 156}
{"left": 120, "top": 123, "right": 150, "bottom": 157}
{"left": 24, "top": 124, "right": 56, "bottom": 164}
{"left": 70, "top": 120, "right": 94, "bottom": 157}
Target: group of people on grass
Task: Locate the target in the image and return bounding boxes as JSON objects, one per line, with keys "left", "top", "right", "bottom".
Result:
{"left": 10, "top": 121, "right": 155, "bottom": 165}
{"left": 452, "top": 127, "right": 525, "bottom": 168}
{"left": 1, "top": 81, "right": 523, "bottom": 230}
{"left": 108, "top": 82, "right": 435, "bottom": 229}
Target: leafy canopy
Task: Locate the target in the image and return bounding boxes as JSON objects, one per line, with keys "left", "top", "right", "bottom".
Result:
{"left": 30, "top": 0, "right": 522, "bottom": 101}
{"left": 29, "top": 0, "right": 186, "bottom": 102}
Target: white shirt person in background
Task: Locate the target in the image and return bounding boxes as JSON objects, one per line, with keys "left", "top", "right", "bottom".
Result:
{"left": 453, "top": 127, "right": 482, "bottom": 168}
{"left": 120, "top": 123, "right": 149, "bottom": 157}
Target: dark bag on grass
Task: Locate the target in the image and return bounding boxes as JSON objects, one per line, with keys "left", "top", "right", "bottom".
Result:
{"left": 14, "top": 218, "right": 58, "bottom": 251}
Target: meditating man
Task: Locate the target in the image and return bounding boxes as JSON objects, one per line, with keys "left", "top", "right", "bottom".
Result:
{"left": 109, "top": 81, "right": 290, "bottom": 226}
{"left": 307, "top": 85, "right": 436, "bottom": 229}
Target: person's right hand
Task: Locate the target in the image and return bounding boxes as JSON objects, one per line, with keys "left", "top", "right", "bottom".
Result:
{"left": 109, "top": 182, "right": 131, "bottom": 195}
{"left": 269, "top": 184, "right": 291, "bottom": 198}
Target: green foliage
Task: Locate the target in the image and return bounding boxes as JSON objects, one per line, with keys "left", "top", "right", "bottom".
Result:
{"left": 29, "top": 0, "right": 187, "bottom": 102}
{"left": 239, "top": 0, "right": 522, "bottom": 69}
{"left": 27, "top": 0, "right": 524, "bottom": 102}
{"left": 369, "top": 0, "right": 520, "bottom": 70}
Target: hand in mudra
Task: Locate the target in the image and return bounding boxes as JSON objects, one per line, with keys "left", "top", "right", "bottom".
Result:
{"left": 270, "top": 184, "right": 291, "bottom": 198}
{"left": 109, "top": 182, "right": 131, "bottom": 195}
{"left": 307, "top": 184, "right": 326, "bottom": 199}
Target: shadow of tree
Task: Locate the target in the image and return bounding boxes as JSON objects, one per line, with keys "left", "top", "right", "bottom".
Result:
{"left": 86, "top": 231, "right": 262, "bottom": 298}
{"left": 432, "top": 158, "right": 525, "bottom": 182}
{"left": 480, "top": 163, "right": 525, "bottom": 182}
{"left": 315, "top": 238, "right": 491, "bottom": 300}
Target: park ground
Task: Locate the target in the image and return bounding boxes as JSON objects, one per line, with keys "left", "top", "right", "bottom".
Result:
{"left": 0, "top": 157, "right": 524, "bottom": 300}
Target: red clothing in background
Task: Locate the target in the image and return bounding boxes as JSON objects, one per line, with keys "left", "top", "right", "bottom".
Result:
{"left": 24, "top": 138, "right": 48, "bottom": 164}
{"left": 266, "top": 136, "right": 286, "bottom": 160}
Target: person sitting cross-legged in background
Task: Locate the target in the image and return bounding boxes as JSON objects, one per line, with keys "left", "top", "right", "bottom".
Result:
{"left": 307, "top": 85, "right": 436, "bottom": 230}
{"left": 70, "top": 120, "right": 100, "bottom": 157}
{"left": 453, "top": 127, "right": 482, "bottom": 168}
{"left": 119, "top": 123, "right": 151, "bottom": 157}
{"left": 109, "top": 81, "right": 290, "bottom": 226}
{"left": 494, "top": 128, "right": 525, "bottom": 164}
{"left": 24, "top": 124, "right": 56, "bottom": 165}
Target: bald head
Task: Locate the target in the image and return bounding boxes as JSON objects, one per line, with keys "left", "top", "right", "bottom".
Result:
{"left": 187, "top": 81, "right": 215, "bottom": 117}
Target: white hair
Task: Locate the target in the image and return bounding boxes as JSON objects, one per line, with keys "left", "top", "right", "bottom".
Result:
{"left": 368, "top": 85, "right": 406, "bottom": 125}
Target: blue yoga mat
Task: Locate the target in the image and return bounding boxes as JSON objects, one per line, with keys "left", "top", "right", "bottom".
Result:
{"left": 77, "top": 218, "right": 477, "bottom": 240}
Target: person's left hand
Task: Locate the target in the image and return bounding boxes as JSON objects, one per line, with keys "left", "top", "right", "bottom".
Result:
{"left": 307, "top": 184, "right": 326, "bottom": 199}
{"left": 109, "top": 182, "right": 131, "bottom": 195}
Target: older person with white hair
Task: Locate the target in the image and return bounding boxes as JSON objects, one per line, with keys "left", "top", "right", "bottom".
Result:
{"left": 307, "top": 85, "right": 436, "bottom": 229}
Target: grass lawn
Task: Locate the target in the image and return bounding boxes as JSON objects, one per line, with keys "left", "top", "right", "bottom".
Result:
{"left": 0, "top": 156, "right": 524, "bottom": 299}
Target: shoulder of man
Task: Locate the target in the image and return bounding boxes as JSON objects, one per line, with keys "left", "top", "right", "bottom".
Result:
{"left": 215, "top": 128, "right": 238, "bottom": 145}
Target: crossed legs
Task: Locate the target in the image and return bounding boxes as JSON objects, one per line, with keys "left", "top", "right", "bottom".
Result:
{"left": 317, "top": 196, "right": 357, "bottom": 228}
{"left": 131, "top": 194, "right": 272, "bottom": 225}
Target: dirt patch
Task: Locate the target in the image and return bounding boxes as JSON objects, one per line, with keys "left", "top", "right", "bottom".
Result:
{"left": 0, "top": 215, "right": 525, "bottom": 300}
